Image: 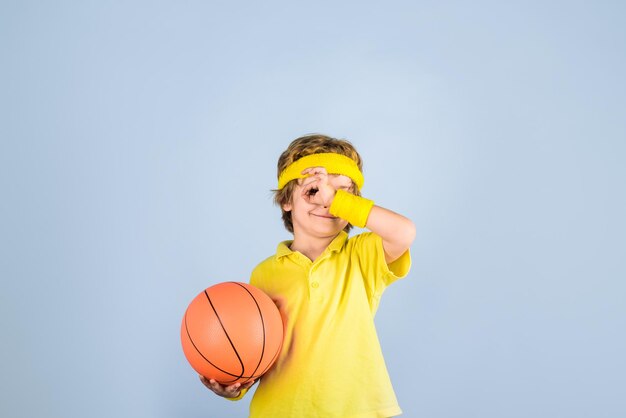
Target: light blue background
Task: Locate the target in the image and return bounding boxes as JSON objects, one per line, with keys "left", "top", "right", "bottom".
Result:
{"left": 1, "top": 1, "right": 624, "bottom": 417}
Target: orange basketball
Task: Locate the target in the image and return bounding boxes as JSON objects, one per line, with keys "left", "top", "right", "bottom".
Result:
{"left": 180, "top": 282, "right": 284, "bottom": 385}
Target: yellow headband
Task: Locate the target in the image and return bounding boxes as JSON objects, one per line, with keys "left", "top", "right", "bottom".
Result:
{"left": 277, "top": 153, "right": 364, "bottom": 190}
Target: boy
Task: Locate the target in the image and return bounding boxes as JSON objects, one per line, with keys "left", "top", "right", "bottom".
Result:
{"left": 201, "top": 134, "right": 416, "bottom": 417}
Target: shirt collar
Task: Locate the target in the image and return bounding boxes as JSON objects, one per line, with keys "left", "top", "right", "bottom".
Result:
{"left": 275, "top": 231, "right": 348, "bottom": 260}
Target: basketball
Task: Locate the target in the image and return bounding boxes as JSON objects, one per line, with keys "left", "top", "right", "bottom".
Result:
{"left": 180, "top": 282, "right": 284, "bottom": 385}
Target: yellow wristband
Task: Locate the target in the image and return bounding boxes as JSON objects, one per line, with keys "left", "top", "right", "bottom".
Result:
{"left": 329, "top": 190, "right": 374, "bottom": 228}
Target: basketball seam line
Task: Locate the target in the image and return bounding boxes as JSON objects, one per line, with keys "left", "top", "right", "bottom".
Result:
{"left": 184, "top": 310, "right": 247, "bottom": 380}
{"left": 204, "top": 289, "right": 246, "bottom": 381}
{"left": 231, "top": 282, "right": 266, "bottom": 381}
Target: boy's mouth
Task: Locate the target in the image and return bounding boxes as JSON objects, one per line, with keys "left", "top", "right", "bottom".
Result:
{"left": 311, "top": 213, "right": 338, "bottom": 219}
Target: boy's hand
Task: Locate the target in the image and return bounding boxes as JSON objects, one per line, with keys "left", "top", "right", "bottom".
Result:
{"left": 301, "top": 167, "right": 352, "bottom": 207}
{"left": 199, "top": 375, "right": 255, "bottom": 398}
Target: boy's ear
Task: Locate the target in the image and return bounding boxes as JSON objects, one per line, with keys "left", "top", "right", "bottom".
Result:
{"left": 282, "top": 202, "right": 292, "bottom": 212}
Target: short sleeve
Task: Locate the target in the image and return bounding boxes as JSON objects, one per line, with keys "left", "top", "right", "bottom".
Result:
{"left": 250, "top": 265, "right": 262, "bottom": 288}
{"left": 249, "top": 257, "right": 273, "bottom": 291}
{"left": 351, "top": 232, "right": 412, "bottom": 308}
{"left": 387, "top": 246, "right": 411, "bottom": 281}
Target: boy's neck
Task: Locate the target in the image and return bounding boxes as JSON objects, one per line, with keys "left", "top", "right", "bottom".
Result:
{"left": 289, "top": 233, "right": 339, "bottom": 262}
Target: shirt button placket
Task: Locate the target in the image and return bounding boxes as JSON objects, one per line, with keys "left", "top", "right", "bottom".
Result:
{"left": 309, "top": 265, "right": 321, "bottom": 300}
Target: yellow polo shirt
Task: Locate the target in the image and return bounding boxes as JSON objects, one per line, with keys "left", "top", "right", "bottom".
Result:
{"left": 245, "top": 231, "right": 411, "bottom": 418}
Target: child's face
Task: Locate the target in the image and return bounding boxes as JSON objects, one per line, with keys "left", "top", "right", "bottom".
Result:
{"left": 283, "top": 174, "right": 352, "bottom": 239}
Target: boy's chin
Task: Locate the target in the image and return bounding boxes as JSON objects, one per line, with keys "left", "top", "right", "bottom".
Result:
{"left": 313, "top": 224, "right": 347, "bottom": 236}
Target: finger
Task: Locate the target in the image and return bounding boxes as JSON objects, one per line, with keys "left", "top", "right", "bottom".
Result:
{"left": 301, "top": 169, "right": 323, "bottom": 183}
{"left": 199, "top": 375, "right": 211, "bottom": 388}
{"left": 301, "top": 178, "right": 321, "bottom": 198}
{"left": 224, "top": 382, "right": 243, "bottom": 395}
{"left": 210, "top": 378, "right": 231, "bottom": 394}
{"left": 200, "top": 376, "right": 226, "bottom": 395}
{"left": 226, "top": 382, "right": 241, "bottom": 391}
{"left": 240, "top": 380, "right": 256, "bottom": 390}
{"left": 300, "top": 176, "right": 320, "bottom": 189}
{"left": 301, "top": 168, "right": 327, "bottom": 185}
{"left": 200, "top": 375, "right": 218, "bottom": 389}
{"left": 329, "top": 174, "right": 353, "bottom": 190}
{"left": 301, "top": 166, "right": 327, "bottom": 176}
{"left": 302, "top": 187, "right": 323, "bottom": 205}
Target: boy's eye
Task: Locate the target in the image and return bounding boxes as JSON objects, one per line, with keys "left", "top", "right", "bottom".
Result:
{"left": 307, "top": 188, "right": 318, "bottom": 196}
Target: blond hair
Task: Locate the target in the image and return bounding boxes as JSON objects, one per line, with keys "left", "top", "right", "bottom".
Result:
{"left": 273, "top": 134, "right": 363, "bottom": 233}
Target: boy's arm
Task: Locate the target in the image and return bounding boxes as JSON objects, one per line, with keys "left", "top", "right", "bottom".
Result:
{"left": 300, "top": 166, "right": 416, "bottom": 264}
{"left": 364, "top": 205, "right": 416, "bottom": 264}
